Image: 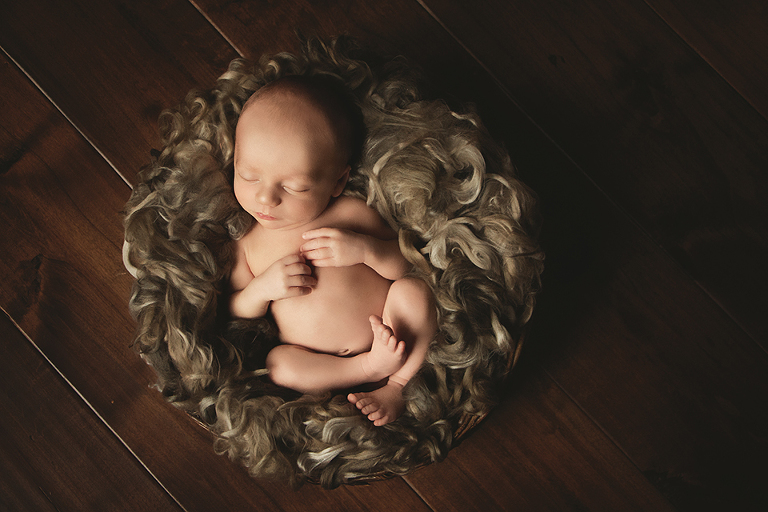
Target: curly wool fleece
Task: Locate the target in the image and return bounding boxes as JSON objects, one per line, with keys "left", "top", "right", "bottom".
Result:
{"left": 123, "top": 36, "right": 544, "bottom": 488}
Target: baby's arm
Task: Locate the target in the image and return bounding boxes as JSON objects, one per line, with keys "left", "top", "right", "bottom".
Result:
{"left": 300, "top": 200, "right": 409, "bottom": 280}
{"left": 300, "top": 228, "right": 408, "bottom": 280}
{"left": 229, "top": 240, "right": 317, "bottom": 318}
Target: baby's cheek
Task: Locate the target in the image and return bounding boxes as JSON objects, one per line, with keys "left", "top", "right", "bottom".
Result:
{"left": 298, "top": 203, "right": 324, "bottom": 221}
{"left": 233, "top": 187, "right": 248, "bottom": 208}
{"left": 232, "top": 186, "right": 242, "bottom": 203}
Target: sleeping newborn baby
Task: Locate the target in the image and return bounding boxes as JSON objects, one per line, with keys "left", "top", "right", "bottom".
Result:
{"left": 228, "top": 75, "right": 437, "bottom": 426}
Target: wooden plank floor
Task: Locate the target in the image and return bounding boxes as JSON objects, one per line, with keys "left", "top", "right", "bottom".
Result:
{"left": 1, "top": 1, "right": 766, "bottom": 510}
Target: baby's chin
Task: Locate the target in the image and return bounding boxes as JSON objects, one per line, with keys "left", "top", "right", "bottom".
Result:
{"left": 254, "top": 217, "right": 314, "bottom": 232}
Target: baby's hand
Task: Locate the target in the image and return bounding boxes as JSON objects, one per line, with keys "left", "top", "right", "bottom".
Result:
{"left": 257, "top": 253, "right": 316, "bottom": 301}
{"left": 301, "top": 228, "right": 369, "bottom": 268}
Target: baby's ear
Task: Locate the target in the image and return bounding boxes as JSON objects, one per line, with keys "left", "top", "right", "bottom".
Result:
{"left": 332, "top": 165, "right": 351, "bottom": 197}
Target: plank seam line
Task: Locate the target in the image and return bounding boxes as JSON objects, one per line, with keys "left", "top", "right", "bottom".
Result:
{"left": 413, "top": 1, "right": 658, "bottom": 241}
{"left": 0, "top": 306, "right": 188, "bottom": 512}
{"left": 188, "top": 0, "right": 246, "bottom": 59}
{"left": 0, "top": 45, "right": 133, "bottom": 190}
{"left": 542, "top": 366, "right": 676, "bottom": 508}
{"left": 638, "top": 3, "right": 768, "bottom": 353}
{"left": 401, "top": 474, "right": 439, "bottom": 512}
{"left": 642, "top": 0, "right": 768, "bottom": 126}
{"left": 414, "top": 0, "right": 765, "bottom": 349}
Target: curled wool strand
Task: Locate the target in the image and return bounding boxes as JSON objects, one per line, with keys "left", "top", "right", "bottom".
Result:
{"left": 124, "top": 36, "right": 543, "bottom": 488}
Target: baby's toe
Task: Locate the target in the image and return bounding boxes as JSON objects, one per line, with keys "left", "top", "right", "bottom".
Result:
{"left": 350, "top": 393, "right": 370, "bottom": 409}
{"left": 360, "top": 401, "right": 380, "bottom": 415}
{"left": 372, "top": 323, "right": 386, "bottom": 341}
{"left": 369, "top": 315, "right": 383, "bottom": 330}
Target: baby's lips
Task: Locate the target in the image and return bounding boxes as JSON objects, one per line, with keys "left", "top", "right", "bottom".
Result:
{"left": 256, "top": 212, "right": 277, "bottom": 221}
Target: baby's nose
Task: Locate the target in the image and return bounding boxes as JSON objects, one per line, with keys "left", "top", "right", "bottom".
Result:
{"left": 257, "top": 185, "right": 280, "bottom": 207}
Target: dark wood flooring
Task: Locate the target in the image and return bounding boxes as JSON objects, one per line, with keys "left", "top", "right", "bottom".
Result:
{"left": 1, "top": 1, "right": 766, "bottom": 510}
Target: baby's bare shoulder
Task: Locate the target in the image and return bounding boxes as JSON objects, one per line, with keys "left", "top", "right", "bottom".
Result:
{"left": 230, "top": 232, "right": 255, "bottom": 291}
{"left": 328, "top": 196, "right": 395, "bottom": 238}
{"left": 326, "top": 195, "right": 371, "bottom": 220}
{"left": 331, "top": 195, "right": 372, "bottom": 216}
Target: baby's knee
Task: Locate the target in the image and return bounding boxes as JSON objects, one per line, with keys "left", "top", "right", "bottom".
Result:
{"left": 389, "top": 277, "right": 433, "bottom": 307}
{"left": 386, "top": 277, "right": 436, "bottom": 325}
{"left": 265, "top": 345, "right": 300, "bottom": 389}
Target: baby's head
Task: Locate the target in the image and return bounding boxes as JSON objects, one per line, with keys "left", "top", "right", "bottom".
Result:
{"left": 233, "top": 75, "right": 363, "bottom": 230}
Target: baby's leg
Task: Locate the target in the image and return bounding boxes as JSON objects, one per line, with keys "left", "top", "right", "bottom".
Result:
{"left": 348, "top": 277, "right": 437, "bottom": 426}
{"left": 266, "top": 316, "right": 406, "bottom": 394}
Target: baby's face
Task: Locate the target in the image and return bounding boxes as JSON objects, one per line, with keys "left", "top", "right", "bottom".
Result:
{"left": 234, "top": 91, "right": 349, "bottom": 231}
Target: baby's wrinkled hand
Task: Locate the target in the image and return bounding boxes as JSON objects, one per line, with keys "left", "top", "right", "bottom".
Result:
{"left": 259, "top": 253, "right": 316, "bottom": 301}
{"left": 301, "top": 227, "right": 368, "bottom": 267}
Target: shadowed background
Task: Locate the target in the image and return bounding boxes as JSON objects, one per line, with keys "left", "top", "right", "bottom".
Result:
{"left": 1, "top": 1, "right": 766, "bottom": 510}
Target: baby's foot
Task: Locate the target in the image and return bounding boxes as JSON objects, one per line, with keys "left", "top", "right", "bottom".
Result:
{"left": 348, "top": 381, "right": 406, "bottom": 426}
{"left": 360, "top": 315, "right": 406, "bottom": 382}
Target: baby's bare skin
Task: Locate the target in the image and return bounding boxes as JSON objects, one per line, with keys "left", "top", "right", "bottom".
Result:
{"left": 232, "top": 196, "right": 428, "bottom": 424}
{"left": 229, "top": 79, "right": 436, "bottom": 426}
{"left": 234, "top": 195, "right": 402, "bottom": 358}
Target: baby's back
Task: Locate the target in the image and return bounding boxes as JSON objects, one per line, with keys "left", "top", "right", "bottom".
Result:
{"left": 243, "top": 196, "right": 394, "bottom": 355}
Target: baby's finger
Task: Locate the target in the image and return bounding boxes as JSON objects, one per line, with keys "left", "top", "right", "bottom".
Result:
{"left": 287, "top": 274, "right": 317, "bottom": 288}
{"left": 286, "top": 261, "right": 313, "bottom": 275}
{"left": 302, "top": 247, "right": 334, "bottom": 262}
{"left": 285, "top": 286, "right": 312, "bottom": 297}
{"left": 280, "top": 253, "right": 306, "bottom": 265}
{"left": 302, "top": 227, "right": 340, "bottom": 240}
{"left": 299, "top": 238, "right": 331, "bottom": 255}
{"left": 307, "top": 258, "right": 336, "bottom": 267}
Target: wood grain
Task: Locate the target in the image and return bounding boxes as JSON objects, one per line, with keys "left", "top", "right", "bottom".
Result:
{"left": 501, "top": 85, "right": 768, "bottom": 510}
{"left": 196, "top": 0, "right": 768, "bottom": 509}
{"left": 0, "top": 311, "right": 182, "bottom": 512}
{"left": 645, "top": 0, "right": 768, "bottom": 121}
{"left": 0, "top": 0, "right": 239, "bottom": 186}
{"left": 0, "top": 52, "right": 430, "bottom": 512}
{"left": 419, "top": 0, "right": 768, "bottom": 344}
{"left": 405, "top": 367, "right": 675, "bottom": 511}
{"left": 0, "top": 1, "right": 676, "bottom": 508}
{"left": 2, "top": 0, "right": 768, "bottom": 509}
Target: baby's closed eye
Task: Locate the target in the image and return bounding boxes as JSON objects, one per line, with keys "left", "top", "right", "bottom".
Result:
{"left": 236, "top": 172, "right": 259, "bottom": 183}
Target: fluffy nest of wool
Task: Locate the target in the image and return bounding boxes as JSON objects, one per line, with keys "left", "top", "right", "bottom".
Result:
{"left": 123, "top": 36, "right": 543, "bottom": 488}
